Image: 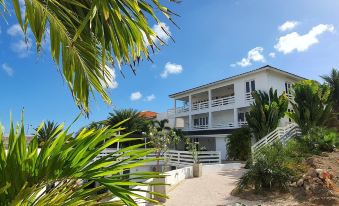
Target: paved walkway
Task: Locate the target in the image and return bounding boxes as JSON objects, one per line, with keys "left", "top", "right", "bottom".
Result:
{"left": 165, "top": 164, "right": 252, "bottom": 206}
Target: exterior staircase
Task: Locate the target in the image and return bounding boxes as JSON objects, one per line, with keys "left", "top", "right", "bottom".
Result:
{"left": 251, "top": 123, "right": 301, "bottom": 157}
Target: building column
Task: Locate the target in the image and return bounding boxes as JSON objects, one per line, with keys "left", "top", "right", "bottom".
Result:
{"left": 233, "top": 108, "right": 239, "bottom": 128}
{"left": 188, "top": 95, "right": 192, "bottom": 129}
{"left": 208, "top": 90, "right": 212, "bottom": 128}
{"left": 174, "top": 99, "right": 177, "bottom": 127}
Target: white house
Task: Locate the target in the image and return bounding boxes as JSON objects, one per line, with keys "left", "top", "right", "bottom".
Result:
{"left": 166, "top": 65, "right": 306, "bottom": 160}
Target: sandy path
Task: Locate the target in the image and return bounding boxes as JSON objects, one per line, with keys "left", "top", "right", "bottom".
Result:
{"left": 164, "top": 164, "right": 255, "bottom": 206}
{"left": 164, "top": 164, "right": 300, "bottom": 206}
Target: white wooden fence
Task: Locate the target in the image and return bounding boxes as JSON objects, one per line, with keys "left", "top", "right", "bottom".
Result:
{"left": 95, "top": 149, "right": 221, "bottom": 166}
{"left": 165, "top": 150, "right": 221, "bottom": 166}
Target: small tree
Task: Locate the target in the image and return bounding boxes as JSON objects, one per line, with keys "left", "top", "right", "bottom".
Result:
{"left": 227, "top": 127, "right": 251, "bottom": 161}
{"left": 246, "top": 88, "right": 289, "bottom": 140}
{"left": 186, "top": 139, "right": 199, "bottom": 164}
{"left": 288, "top": 80, "right": 332, "bottom": 134}
{"left": 148, "top": 126, "right": 179, "bottom": 172}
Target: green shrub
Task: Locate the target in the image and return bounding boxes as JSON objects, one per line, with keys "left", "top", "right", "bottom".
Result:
{"left": 299, "top": 127, "right": 339, "bottom": 154}
{"left": 227, "top": 127, "right": 251, "bottom": 161}
{"left": 238, "top": 143, "right": 295, "bottom": 192}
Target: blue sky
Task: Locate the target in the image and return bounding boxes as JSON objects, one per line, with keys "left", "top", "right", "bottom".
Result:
{"left": 1, "top": 0, "right": 339, "bottom": 133}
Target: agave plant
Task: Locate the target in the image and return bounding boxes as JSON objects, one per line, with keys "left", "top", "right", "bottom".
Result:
{"left": 0, "top": 117, "right": 165, "bottom": 205}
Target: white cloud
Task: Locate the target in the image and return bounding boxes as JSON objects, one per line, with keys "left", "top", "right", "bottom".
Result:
{"left": 145, "top": 94, "right": 156, "bottom": 102}
{"left": 232, "top": 47, "right": 265, "bottom": 67}
{"left": 160, "top": 62, "right": 183, "bottom": 78}
{"left": 278, "top": 21, "right": 299, "bottom": 32}
{"left": 7, "top": 24, "right": 32, "bottom": 58}
{"left": 10, "top": 39, "right": 32, "bottom": 58}
{"left": 274, "top": 24, "right": 335, "bottom": 54}
{"left": 2, "top": 63, "right": 14, "bottom": 76}
{"left": 269, "top": 52, "right": 276, "bottom": 58}
{"left": 101, "top": 65, "right": 118, "bottom": 89}
{"left": 152, "top": 22, "right": 171, "bottom": 43}
{"left": 7, "top": 24, "right": 24, "bottom": 37}
{"left": 130, "top": 92, "right": 142, "bottom": 101}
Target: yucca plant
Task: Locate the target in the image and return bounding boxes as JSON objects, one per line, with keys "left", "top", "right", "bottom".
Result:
{"left": 0, "top": 116, "right": 166, "bottom": 205}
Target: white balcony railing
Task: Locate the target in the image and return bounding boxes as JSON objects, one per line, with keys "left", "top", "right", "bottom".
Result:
{"left": 238, "top": 121, "right": 248, "bottom": 127}
{"left": 192, "top": 124, "right": 208, "bottom": 129}
{"left": 211, "top": 96, "right": 235, "bottom": 107}
{"left": 192, "top": 101, "right": 209, "bottom": 111}
{"left": 175, "top": 105, "right": 189, "bottom": 114}
{"left": 245, "top": 92, "right": 253, "bottom": 102}
{"left": 212, "top": 122, "right": 235, "bottom": 129}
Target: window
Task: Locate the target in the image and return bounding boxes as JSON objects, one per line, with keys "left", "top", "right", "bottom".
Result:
{"left": 194, "top": 116, "right": 208, "bottom": 126}
{"left": 246, "top": 82, "right": 250, "bottom": 93}
{"left": 238, "top": 113, "right": 245, "bottom": 122}
{"left": 245, "top": 80, "right": 255, "bottom": 93}
{"left": 285, "top": 82, "right": 292, "bottom": 94}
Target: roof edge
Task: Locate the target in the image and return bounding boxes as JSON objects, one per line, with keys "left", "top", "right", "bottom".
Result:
{"left": 169, "top": 65, "right": 306, "bottom": 98}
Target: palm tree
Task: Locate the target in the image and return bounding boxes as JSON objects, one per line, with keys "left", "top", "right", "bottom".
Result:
{"left": 287, "top": 80, "right": 332, "bottom": 134}
{"left": 35, "top": 121, "right": 61, "bottom": 147}
{"left": 103, "top": 109, "right": 150, "bottom": 134}
{"left": 153, "top": 119, "right": 171, "bottom": 131}
{"left": 246, "top": 88, "right": 289, "bottom": 141}
{"left": 1, "top": 1, "right": 177, "bottom": 114}
{"left": 321, "top": 68, "right": 339, "bottom": 130}
{"left": 0, "top": 117, "right": 164, "bottom": 205}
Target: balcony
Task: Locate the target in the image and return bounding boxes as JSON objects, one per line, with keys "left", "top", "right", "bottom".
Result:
{"left": 192, "top": 100, "right": 209, "bottom": 111}
{"left": 211, "top": 96, "right": 235, "bottom": 107}
{"left": 175, "top": 105, "right": 189, "bottom": 115}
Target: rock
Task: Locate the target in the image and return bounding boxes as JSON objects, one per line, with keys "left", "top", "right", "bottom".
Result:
{"left": 297, "top": 179, "right": 304, "bottom": 187}
{"left": 316, "top": 169, "right": 324, "bottom": 176}
{"left": 290, "top": 182, "right": 297, "bottom": 187}
{"left": 304, "top": 183, "right": 312, "bottom": 195}
{"left": 307, "top": 168, "right": 318, "bottom": 178}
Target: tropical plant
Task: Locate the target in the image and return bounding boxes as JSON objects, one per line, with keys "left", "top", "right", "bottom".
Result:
{"left": 1, "top": 1, "right": 177, "bottom": 114}
{"left": 227, "top": 127, "right": 251, "bottom": 161}
{"left": 148, "top": 126, "right": 179, "bottom": 172}
{"left": 246, "top": 88, "right": 289, "bottom": 140}
{"left": 102, "top": 109, "right": 150, "bottom": 134}
{"left": 321, "top": 68, "right": 339, "bottom": 130}
{"left": 287, "top": 80, "right": 332, "bottom": 134}
{"left": 238, "top": 143, "right": 295, "bottom": 192}
{"left": 322, "top": 68, "right": 339, "bottom": 110}
{"left": 34, "top": 120, "right": 61, "bottom": 147}
{"left": 153, "top": 119, "right": 171, "bottom": 131}
{"left": 0, "top": 117, "right": 165, "bottom": 205}
{"left": 185, "top": 139, "right": 199, "bottom": 164}
{"left": 299, "top": 127, "right": 339, "bottom": 154}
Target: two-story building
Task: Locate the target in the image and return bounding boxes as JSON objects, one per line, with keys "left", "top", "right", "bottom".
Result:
{"left": 167, "top": 65, "right": 306, "bottom": 160}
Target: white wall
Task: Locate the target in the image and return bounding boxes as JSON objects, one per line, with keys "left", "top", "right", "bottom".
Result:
{"left": 212, "top": 110, "right": 234, "bottom": 125}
